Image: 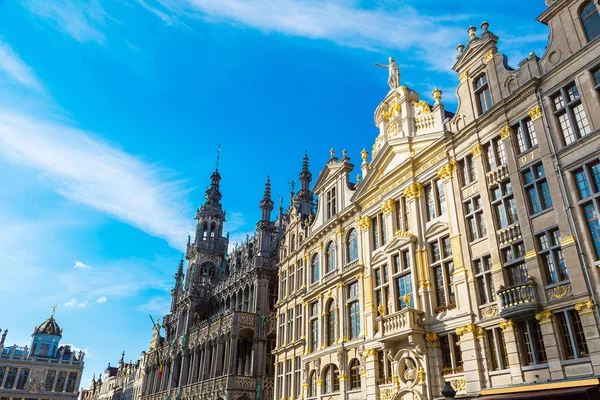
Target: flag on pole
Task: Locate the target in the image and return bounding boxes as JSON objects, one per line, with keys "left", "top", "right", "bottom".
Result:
{"left": 157, "top": 350, "right": 164, "bottom": 380}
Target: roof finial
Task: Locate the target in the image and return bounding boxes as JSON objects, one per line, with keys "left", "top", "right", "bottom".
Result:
{"left": 51, "top": 304, "right": 57, "bottom": 318}
{"left": 215, "top": 145, "right": 221, "bottom": 171}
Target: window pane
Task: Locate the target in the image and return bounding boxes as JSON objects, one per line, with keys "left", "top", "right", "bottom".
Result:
{"left": 573, "top": 103, "right": 591, "bottom": 137}
{"left": 581, "top": 1, "right": 600, "bottom": 41}
{"left": 558, "top": 112, "right": 575, "bottom": 145}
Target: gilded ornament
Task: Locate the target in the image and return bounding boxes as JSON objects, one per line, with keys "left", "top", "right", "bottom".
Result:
{"left": 451, "top": 379, "right": 466, "bottom": 392}
{"left": 415, "top": 100, "right": 431, "bottom": 114}
{"left": 432, "top": 87, "right": 443, "bottom": 102}
{"left": 386, "top": 121, "right": 400, "bottom": 137}
{"left": 575, "top": 299, "right": 595, "bottom": 313}
{"left": 417, "top": 367, "right": 426, "bottom": 384}
{"left": 318, "top": 242, "right": 324, "bottom": 250}
{"left": 471, "top": 143, "right": 482, "bottom": 157}
{"left": 382, "top": 101, "right": 401, "bottom": 120}
{"left": 378, "top": 302, "right": 386, "bottom": 316}
{"left": 499, "top": 320, "right": 514, "bottom": 331}
{"left": 402, "top": 293, "right": 411, "bottom": 306}
{"left": 403, "top": 183, "right": 423, "bottom": 200}
{"left": 549, "top": 284, "right": 570, "bottom": 300}
{"left": 425, "top": 332, "right": 438, "bottom": 342}
{"left": 459, "top": 71, "right": 468, "bottom": 82}
{"left": 395, "top": 230, "right": 414, "bottom": 238}
{"left": 561, "top": 236, "right": 576, "bottom": 246}
{"left": 455, "top": 323, "right": 483, "bottom": 337}
{"left": 437, "top": 160, "right": 457, "bottom": 180}
{"left": 336, "top": 227, "right": 345, "bottom": 237}
{"left": 361, "top": 148, "right": 369, "bottom": 162}
{"left": 524, "top": 250, "right": 537, "bottom": 260}
{"left": 381, "top": 199, "right": 394, "bottom": 216}
{"left": 528, "top": 104, "right": 542, "bottom": 121}
{"left": 482, "top": 49, "right": 495, "bottom": 63}
{"left": 499, "top": 125, "right": 511, "bottom": 139}
{"left": 356, "top": 216, "right": 372, "bottom": 230}
{"left": 356, "top": 174, "right": 361, "bottom": 183}
{"left": 481, "top": 305, "right": 498, "bottom": 318}
{"left": 535, "top": 310, "right": 552, "bottom": 321}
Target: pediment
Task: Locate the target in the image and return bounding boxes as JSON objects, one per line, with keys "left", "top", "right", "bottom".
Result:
{"left": 453, "top": 35, "right": 498, "bottom": 71}
{"left": 312, "top": 159, "right": 354, "bottom": 193}
{"left": 371, "top": 250, "right": 388, "bottom": 265}
{"left": 424, "top": 220, "right": 449, "bottom": 238}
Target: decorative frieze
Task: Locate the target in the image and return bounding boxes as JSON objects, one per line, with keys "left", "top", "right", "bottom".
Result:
{"left": 437, "top": 160, "right": 457, "bottom": 180}
{"left": 499, "top": 125, "right": 511, "bottom": 139}
{"left": 403, "top": 183, "right": 423, "bottom": 200}
{"left": 528, "top": 104, "right": 542, "bottom": 121}
{"left": 455, "top": 323, "right": 483, "bottom": 337}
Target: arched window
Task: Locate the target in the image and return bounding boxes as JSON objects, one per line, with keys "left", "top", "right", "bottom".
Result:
{"left": 581, "top": 1, "right": 600, "bottom": 42}
{"left": 290, "top": 234, "right": 296, "bottom": 252}
{"left": 308, "top": 370, "right": 317, "bottom": 397}
{"left": 349, "top": 359, "right": 361, "bottom": 389}
{"left": 322, "top": 364, "right": 339, "bottom": 394}
{"left": 326, "top": 241, "right": 336, "bottom": 273}
{"left": 311, "top": 254, "right": 320, "bottom": 283}
{"left": 326, "top": 300, "right": 337, "bottom": 346}
{"left": 347, "top": 229, "right": 359, "bottom": 262}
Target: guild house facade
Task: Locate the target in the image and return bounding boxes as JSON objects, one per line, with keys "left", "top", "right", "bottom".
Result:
{"left": 274, "top": 0, "right": 600, "bottom": 399}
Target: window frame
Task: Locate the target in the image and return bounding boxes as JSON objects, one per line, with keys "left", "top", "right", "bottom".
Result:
{"left": 474, "top": 255, "right": 495, "bottom": 305}
{"left": 573, "top": 161, "right": 600, "bottom": 259}
{"left": 522, "top": 162, "right": 553, "bottom": 216}
{"left": 536, "top": 227, "right": 569, "bottom": 285}
{"left": 501, "top": 241, "right": 528, "bottom": 286}
{"left": 464, "top": 195, "right": 487, "bottom": 242}
{"left": 430, "top": 236, "right": 455, "bottom": 312}
{"left": 514, "top": 116, "right": 539, "bottom": 155}
{"left": 311, "top": 254, "right": 320, "bottom": 284}
{"left": 392, "top": 249, "right": 413, "bottom": 310}
{"left": 325, "top": 241, "right": 337, "bottom": 274}
{"left": 373, "top": 264, "right": 390, "bottom": 315}
{"left": 347, "top": 228, "right": 359, "bottom": 263}
{"left": 309, "top": 301, "right": 319, "bottom": 352}
{"left": 516, "top": 319, "right": 548, "bottom": 366}
{"left": 347, "top": 281, "right": 361, "bottom": 339}
{"left": 550, "top": 82, "right": 592, "bottom": 146}
{"left": 474, "top": 73, "right": 493, "bottom": 115}
{"left": 490, "top": 179, "right": 518, "bottom": 229}
{"left": 439, "top": 333, "right": 463, "bottom": 373}
{"left": 580, "top": 1, "right": 600, "bottom": 42}
{"left": 349, "top": 359, "right": 361, "bottom": 390}
{"left": 556, "top": 309, "right": 589, "bottom": 360}
{"left": 326, "top": 187, "right": 337, "bottom": 220}
{"left": 487, "top": 327, "right": 509, "bottom": 371}
{"left": 459, "top": 155, "right": 478, "bottom": 187}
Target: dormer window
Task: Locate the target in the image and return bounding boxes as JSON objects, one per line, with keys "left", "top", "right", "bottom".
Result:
{"left": 326, "top": 187, "right": 337, "bottom": 219}
{"left": 475, "top": 74, "right": 493, "bottom": 115}
{"left": 580, "top": 1, "right": 600, "bottom": 42}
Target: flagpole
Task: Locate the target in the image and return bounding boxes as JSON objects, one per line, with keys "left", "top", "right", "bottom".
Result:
{"left": 149, "top": 315, "right": 180, "bottom": 391}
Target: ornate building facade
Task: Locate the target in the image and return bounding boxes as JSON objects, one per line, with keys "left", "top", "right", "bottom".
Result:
{"left": 0, "top": 310, "right": 85, "bottom": 400}
{"left": 140, "top": 168, "right": 284, "bottom": 400}
{"left": 86, "top": 353, "right": 145, "bottom": 400}
{"left": 274, "top": 0, "right": 600, "bottom": 399}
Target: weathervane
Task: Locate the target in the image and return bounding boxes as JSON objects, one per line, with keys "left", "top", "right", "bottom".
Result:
{"left": 51, "top": 304, "right": 57, "bottom": 317}
{"left": 215, "top": 145, "right": 221, "bottom": 171}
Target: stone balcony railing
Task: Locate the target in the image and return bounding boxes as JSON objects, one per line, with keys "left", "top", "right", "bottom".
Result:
{"left": 498, "top": 279, "right": 540, "bottom": 319}
{"left": 344, "top": 259, "right": 360, "bottom": 271}
{"left": 381, "top": 308, "right": 424, "bottom": 339}
{"left": 486, "top": 164, "right": 509, "bottom": 186}
{"left": 497, "top": 224, "right": 522, "bottom": 246}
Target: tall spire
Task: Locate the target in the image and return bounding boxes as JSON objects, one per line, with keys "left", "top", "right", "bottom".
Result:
{"left": 299, "top": 151, "right": 312, "bottom": 191}
{"left": 260, "top": 176, "right": 274, "bottom": 222}
{"left": 203, "top": 147, "right": 223, "bottom": 209}
{"left": 295, "top": 151, "right": 314, "bottom": 218}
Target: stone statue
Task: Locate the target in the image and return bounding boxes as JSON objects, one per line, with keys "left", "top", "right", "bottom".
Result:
{"left": 403, "top": 358, "right": 417, "bottom": 382}
{"left": 374, "top": 57, "right": 400, "bottom": 90}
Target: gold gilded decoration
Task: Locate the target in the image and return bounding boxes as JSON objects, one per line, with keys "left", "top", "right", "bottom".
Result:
{"left": 399, "top": 85, "right": 409, "bottom": 96}
{"left": 455, "top": 323, "right": 483, "bottom": 337}
{"left": 377, "top": 303, "right": 386, "bottom": 316}
{"left": 356, "top": 216, "right": 371, "bottom": 230}
{"left": 524, "top": 250, "right": 537, "bottom": 260}
{"left": 415, "top": 100, "right": 431, "bottom": 114}
{"left": 561, "top": 236, "right": 576, "bottom": 246}
{"left": 418, "top": 280, "right": 431, "bottom": 288}
{"left": 471, "top": 143, "right": 482, "bottom": 157}
{"left": 432, "top": 87, "right": 443, "bottom": 103}
{"left": 528, "top": 104, "right": 542, "bottom": 121}
{"left": 437, "top": 160, "right": 457, "bottom": 180}
{"left": 356, "top": 174, "right": 361, "bottom": 183}
{"left": 361, "top": 148, "right": 369, "bottom": 162}
{"left": 499, "top": 320, "right": 514, "bottom": 331}
{"left": 380, "top": 388, "right": 394, "bottom": 400}
{"left": 402, "top": 293, "right": 411, "bottom": 306}
{"left": 425, "top": 332, "right": 438, "bottom": 342}
{"left": 535, "top": 310, "right": 553, "bottom": 321}
{"left": 403, "top": 183, "right": 423, "bottom": 200}
{"left": 575, "top": 299, "right": 595, "bottom": 313}
{"left": 336, "top": 227, "right": 345, "bottom": 237}
{"left": 482, "top": 49, "right": 495, "bottom": 63}
{"left": 338, "top": 374, "right": 347, "bottom": 382}
{"left": 395, "top": 230, "right": 414, "bottom": 238}
{"left": 451, "top": 379, "right": 466, "bottom": 392}
{"left": 499, "top": 125, "right": 511, "bottom": 139}
{"left": 417, "top": 368, "right": 426, "bottom": 384}
{"left": 459, "top": 71, "right": 468, "bottom": 82}
{"left": 386, "top": 121, "right": 400, "bottom": 137}
{"left": 381, "top": 199, "right": 394, "bottom": 216}
{"left": 362, "top": 349, "right": 377, "bottom": 358}
{"left": 482, "top": 305, "right": 498, "bottom": 318}
{"left": 382, "top": 100, "right": 401, "bottom": 120}
{"left": 548, "top": 284, "right": 571, "bottom": 300}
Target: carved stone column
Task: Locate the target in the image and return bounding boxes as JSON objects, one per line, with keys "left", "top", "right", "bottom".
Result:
{"left": 455, "top": 324, "right": 484, "bottom": 394}
{"left": 499, "top": 320, "right": 523, "bottom": 384}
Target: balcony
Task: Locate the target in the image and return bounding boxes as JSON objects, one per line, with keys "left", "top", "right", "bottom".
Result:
{"left": 497, "top": 224, "right": 522, "bottom": 246}
{"left": 381, "top": 308, "right": 424, "bottom": 339}
{"left": 486, "top": 164, "right": 509, "bottom": 186}
{"left": 497, "top": 279, "right": 540, "bottom": 319}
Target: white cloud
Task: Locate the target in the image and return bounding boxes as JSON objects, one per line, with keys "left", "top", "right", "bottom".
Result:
{"left": 96, "top": 296, "right": 107, "bottom": 304}
{"left": 74, "top": 261, "right": 92, "bottom": 269}
{"left": 0, "top": 110, "right": 193, "bottom": 250}
{"left": 21, "top": 0, "right": 107, "bottom": 44}
{"left": 0, "top": 39, "right": 42, "bottom": 91}
{"left": 65, "top": 298, "right": 90, "bottom": 308}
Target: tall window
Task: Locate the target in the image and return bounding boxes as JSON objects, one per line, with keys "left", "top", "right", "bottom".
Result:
{"left": 474, "top": 255, "right": 495, "bottom": 304}
{"left": 523, "top": 163, "right": 553, "bottom": 215}
{"left": 440, "top": 334, "right": 463, "bottom": 373}
{"left": 475, "top": 74, "right": 493, "bottom": 114}
{"left": 465, "top": 196, "right": 486, "bottom": 242}
{"left": 311, "top": 254, "right": 320, "bottom": 284}
{"left": 425, "top": 183, "right": 436, "bottom": 220}
{"left": 309, "top": 302, "right": 319, "bottom": 352}
{"left": 347, "top": 281, "right": 361, "bottom": 339}
{"left": 290, "top": 234, "right": 296, "bottom": 252}
{"left": 485, "top": 137, "right": 507, "bottom": 172}
{"left": 377, "top": 351, "right": 392, "bottom": 384}
{"left": 295, "top": 304, "right": 303, "bottom": 340}
{"left": 460, "top": 155, "right": 478, "bottom": 187}
{"left": 40, "top": 343, "right": 51, "bottom": 357}
{"left": 294, "top": 357, "right": 301, "bottom": 399}
{"left": 4, "top": 368, "right": 17, "bottom": 389}
{"left": 593, "top": 66, "right": 600, "bottom": 89}
{"left": 286, "top": 309, "right": 294, "bottom": 343}
{"left": 502, "top": 241, "right": 528, "bottom": 285}
{"left": 431, "top": 236, "right": 455, "bottom": 311}
{"left": 372, "top": 213, "right": 387, "bottom": 248}
{"left": 516, "top": 319, "right": 547, "bottom": 366}
{"left": 487, "top": 328, "right": 509, "bottom": 370}
{"left": 297, "top": 260, "right": 304, "bottom": 290}
{"left": 326, "top": 300, "right": 337, "bottom": 346}
{"left": 326, "top": 187, "right": 337, "bottom": 219}
{"left": 288, "top": 266, "right": 295, "bottom": 295}
{"left": 16, "top": 369, "right": 30, "bottom": 390}
{"left": 574, "top": 162, "right": 600, "bottom": 259}
{"left": 373, "top": 265, "right": 390, "bottom": 314}
{"left": 393, "top": 250, "right": 413, "bottom": 309}
{"left": 285, "top": 360, "right": 292, "bottom": 399}
{"left": 45, "top": 370, "right": 56, "bottom": 391}
{"left": 581, "top": 1, "right": 600, "bottom": 42}
{"left": 537, "top": 228, "right": 568, "bottom": 284}
{"left": 515, "top": 117, "right": 538, "bottom": 154}
{"left": 425, "top": 179, "right": 447, "bottom": 221}
{"left": 322, "top": 364, "right": 339, "bottom": 393}
{"left": 395, "top": 197, "right": 410, "bottom": 231}
{"left": 325, "top": 241, "right": 336, "bottom": 273}
{"left": 349, "top": 359, "right": 361, "bottom": 389}
{"left": 56, "top": 371, "right": 67, "bottom": 392}
{"left": 490, "top": 179, "right": 518, "bottom": 228}
{"left": 66, "top": 372, "right": 77, "bottom": 393}
{"left": 347, "top": 229, "right": 359, "bottom": 263}
{"left": 281, "top": 271, "right": 287, "bottom": 298}
{"left": 308, "top": 370, "right": 316, "bottom": 397}
{"left": 278, "top": 314, "right": 285, "bottom": 346}
{"left": 551, "top": 83, "right": 591, "bottom": 146}
{"left": 276, "top": 363, "right": 283, "bottom": 399}
{"left": 557, "top": 309, "right": 589, "bottom": 359}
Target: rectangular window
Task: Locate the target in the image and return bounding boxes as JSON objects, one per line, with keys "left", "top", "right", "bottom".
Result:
{"left": 485, "top": 137, "right": 507, "bottom": 172}
{"left": 4, "top": 368, "right": 17, "bottom": 389}
{"left": 501, "top": 241, "right": 528, "bottom": 285}
{"left": 373, "top": 265, "right": 390, "bottom": 314}
{"left": 309, "top": 302, "right": 319, "bottom": 351}
{"left": 55, "top": 371, "right": 67, "bottom": 392}
{"left": 516, "top": 319, "right": 547, "bottom": 366}
{"left": 515, "top": 117, "right": 538, "bottom": 154}
{"left": 593, "top": 67, "right": 600, "bottom": 89}
{"left": 556, "top": 309, "right": 589, "bottom": 359}
{"left": 395, "top": 197, "right": 410, "bottom": 231}
{"left": 66, "top": 372, "right": 77, "bottom": 393}
{"left": 523, "top": 162, "right": 553, "bottom": 215}
{"left": 326, "top": 187, "right": 337, "bottom": 219}
{"left": 377, "top": 351, "right": 392, "bottom": 384}
{"left": 474, "top": 255, "right": 495, "bottom": 304}
{"left": 294, "top": 357, "right": 301, "bottom": 399}
{"left": 285, "top": 361, "right": 292, "bottom": 399}
{"left": 551, "top": 83, "right": 591, "bottom": 146}
{"left": 394, "top": 251, "right": 413, "bottom": 310}
{"left": 295, "top": 304, "right": 303, "bottom": 340}
{"left": 460, "top": 155, "right": 478, "bottom": 186}
{"left": 16, "top": 369, "right": 30, "bottom": 390}
{"left": 276, "top": 363, "right": 283, "bottom": 400}
{"left": 426, "top": 183, "right": 436, "bottom": 220}
{"left": 439, "top": 334, "right": 463, "bottom": 373}
{"left": 573, "top": 162, "right": 600, "bottom": 259}
{"left": 487, "top": 328, "right": 509, "bottom": 371}
{"left": 431, "top": 236, "right": 455, "bottom": 312}
{"left": 372, "top": 213, "right": 387, "bottom": 248}
{"left": 475, "top": 74, "right": 493, "bottom": 115}
{"left": 297, "top": 260, "right": 304, "bottom": 290}
{"left": 286, "top": 309, "right": 294, "bottom": 343}
{"left": 45, "top": 370, "right": 56, "bottom": 391}
{"left": 537, "top": 228, "right": 568, "bottom": 284}
{"left": 464, "top": 195, "right": 486, "bottom": 241}
{"left": 490, "top": 179, "right": 517, "bottom": 229}
{"left": 278, "top": 314, "right": 285, "bottom": 346}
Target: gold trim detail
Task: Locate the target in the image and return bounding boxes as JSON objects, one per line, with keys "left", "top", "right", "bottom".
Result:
{"left": 455, "top": 323, "right": 483, "bottom": 337}
{"left": 356, "top": 216, "right": 371, "bottom": 230}
{"left": 528, "top": 104, "right": 542, "bottom": 121}
{"left": 336, "top": 227, "right": 344, "bottom": 237}
{"left": 575, "top": 299, "right": 595, "bottom": 313}
{"left": 459, "top": 71, "right": 468, "bottom": 82}
{"left": 499, "top": 125, "right": 511, "bottom": 139}
{"left": 482, "top": 49, "right": 495, "bottom": 63}
{"left": 471, "top": 143, "right": 482, "bottom": 157}
{"left": 524, "top": 250, "right": 537, "bottom": 260}
{"left": 425, "top": 332, "right": 438, "bottom": 342}
{"left": 535, "top": 310, "right": 552, "bottom": 321}
{"left": 561, "top": 236, "right": 576, "bottom": 247}
{"left": 403, "top": 183, "right": 423, "bottom": 200}
{"left": 481, "top": 378, "right": 600, "bottom": 396}
{"left": 437, "top": 160, "right": 457, "bottom": 180}
{"left": 381, "top": 199, "right": 394, "bottom": 216}
{"left": 395, "top": 230, "right": 414, "bottom": 239}
{"left": 499, "top": 320, "right": 514, "bottom": 331}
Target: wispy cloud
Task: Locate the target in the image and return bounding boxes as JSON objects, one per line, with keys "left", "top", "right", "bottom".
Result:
{"left": 21, "top": 0, "right": 107, "bottom": 44}
{"left": 65, "top": 298, "right": 90, "bottom": 308}
{"left": 96, "top": 296, "right": 107, "bottom": 304}
{"left": 138, "top": 296, "right": 170, "bottom": 314}
{"left": 0, "top": 110, "right": 193, "bottom": 250}
{"left": 0, "top": 39, "right": 42, "bottom": 91}
{"left": 74, "top": 261, "right": 92, "bottom": 269}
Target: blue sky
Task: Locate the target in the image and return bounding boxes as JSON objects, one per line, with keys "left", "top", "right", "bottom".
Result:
{"left": 0, "top": 0, "right": 548, "bottom": 387}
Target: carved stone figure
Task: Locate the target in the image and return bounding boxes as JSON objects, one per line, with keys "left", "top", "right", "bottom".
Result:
{"left": 374, "top": 57, "right": 401, "bottom": 90}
